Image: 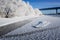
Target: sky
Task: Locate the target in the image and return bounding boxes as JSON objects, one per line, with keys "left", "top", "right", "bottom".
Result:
{"left": 23, "top": 0, "right": 60, "bottom": 9}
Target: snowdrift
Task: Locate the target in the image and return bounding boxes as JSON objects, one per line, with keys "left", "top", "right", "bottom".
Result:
{"left": 0, "top": 0, "right": 42, "bottom": 18}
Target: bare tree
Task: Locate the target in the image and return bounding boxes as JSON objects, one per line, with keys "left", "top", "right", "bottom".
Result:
{"left": 5, "top": 7, "right": 12, "bottom": 18}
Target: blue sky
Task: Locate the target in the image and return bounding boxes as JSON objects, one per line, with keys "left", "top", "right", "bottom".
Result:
{"left": 23, "top": 0, "right": 60, "bottom": 9}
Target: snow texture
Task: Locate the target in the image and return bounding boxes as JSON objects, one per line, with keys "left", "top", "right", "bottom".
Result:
{"left": 1, "top": 27, "right": 60, "bottom": 40}
{"left": 0, "top": 16, "right": 39, "bottom": 27}
{"left": 0, "top": 15, "right": 60, "bottom": 40}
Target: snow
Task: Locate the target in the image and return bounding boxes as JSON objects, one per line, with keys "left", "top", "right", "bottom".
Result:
{"left": 0, "top": 0, "right": 43, "bottom": 27}
{"left": 0, "top": 0, "right": 42, "bottom": 18}
{"left": 0, "top": 0, "right": 60, "bottom": 40}
{"left": 0, "top": 16, "right": 40, "bottom": 27}
{"left": 32, "top": 21, "right": 50, "bottom": 28}
{"left": 0, "top": 15, "right": 60, "bottom": 40}
{"left": 4, "top": 15, "right": 60, "bottom": 36}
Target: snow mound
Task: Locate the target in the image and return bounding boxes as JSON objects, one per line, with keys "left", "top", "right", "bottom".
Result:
{"left": 0, "top": 0, "right": 43, "bottom": 18}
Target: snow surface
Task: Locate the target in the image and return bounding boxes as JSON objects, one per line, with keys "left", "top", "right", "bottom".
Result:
{"left": 4, "top": 15, "right": 60, "bottom": 36}
{"left": 0, "top": 16, "right": 40, "bottom": 27}
{"left": 0, "top": 0, "right": 60, "bottom": 40}
{"left": 0, "top": 15, "right": 60, "bottom": 40}
{"left": 32, "top": 21, "right": 50, "bottom": 28}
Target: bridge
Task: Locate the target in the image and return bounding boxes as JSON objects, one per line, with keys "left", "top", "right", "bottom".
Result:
{"left": 40, "top": 7, "right": 60, "bottom": 15}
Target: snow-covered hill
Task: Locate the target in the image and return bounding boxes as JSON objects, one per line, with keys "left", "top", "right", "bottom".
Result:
{"left": 0, "top": 0, "right": 42, "bottom": 18}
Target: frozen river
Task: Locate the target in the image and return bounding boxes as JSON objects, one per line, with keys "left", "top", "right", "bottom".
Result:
{"left": 0, "top": 15, "right": 60, "bottom": 40}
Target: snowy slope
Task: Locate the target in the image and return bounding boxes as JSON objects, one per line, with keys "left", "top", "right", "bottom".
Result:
{"left": 0, "top": 15, "right": 60, "bottom": 40}
{"left": 0, "top": 16, "right": 40, "bottom": 27}
{"left": 4, "top": 15, "right": 60, "bottom": 36}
